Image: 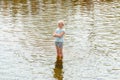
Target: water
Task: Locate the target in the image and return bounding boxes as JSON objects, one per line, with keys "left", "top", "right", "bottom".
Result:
{"left": 0, "top": 0, "right": 120, "bottom": 80}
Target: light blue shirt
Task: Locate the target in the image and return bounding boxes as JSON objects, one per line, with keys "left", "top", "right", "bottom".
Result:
{"left": 55, "top": 28, "right": 65, "bottom": 42}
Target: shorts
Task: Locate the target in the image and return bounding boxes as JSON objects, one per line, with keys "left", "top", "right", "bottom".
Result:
{"left": 55, "top": 42, "right": 63, "bottom": 48}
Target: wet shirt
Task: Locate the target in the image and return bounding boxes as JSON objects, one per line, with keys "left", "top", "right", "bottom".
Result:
{"left": 55, "top": 28, "right": 65, "bottom": 42}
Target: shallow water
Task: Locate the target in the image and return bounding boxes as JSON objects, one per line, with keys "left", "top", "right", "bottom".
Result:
{"left": 0, "top": 0, "right": 120, "bottom": 80}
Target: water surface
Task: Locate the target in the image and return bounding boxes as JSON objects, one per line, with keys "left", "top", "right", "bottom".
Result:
{"left": 0, "top": 0, "right": 120, "bottom": 80}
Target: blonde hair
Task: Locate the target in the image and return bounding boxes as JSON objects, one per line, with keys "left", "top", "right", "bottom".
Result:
{"left": 58, "top": 20, "right": 64, "bottom": 25}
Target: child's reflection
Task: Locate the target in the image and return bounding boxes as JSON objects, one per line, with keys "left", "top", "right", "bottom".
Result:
{"left": 53, "top": 57, "right": 63, "bottom": 80}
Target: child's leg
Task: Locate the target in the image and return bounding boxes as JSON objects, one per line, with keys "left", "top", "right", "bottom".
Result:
{"left": 56, "top": 46, "right": 59, "bottom": 57}
{"left": 55, "top": 42, "right": 63, "bottom": 59}
{"left": 58, "top": 47, "right": 63, "bottom": 58}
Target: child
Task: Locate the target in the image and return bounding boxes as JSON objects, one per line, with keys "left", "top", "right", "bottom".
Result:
{"left": 53, "top": 20, "right": 65, "bottom": 60}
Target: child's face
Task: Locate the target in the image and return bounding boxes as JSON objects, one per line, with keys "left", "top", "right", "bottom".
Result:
{"left": 58, "top": 22, "right": 64, "bottom": 28}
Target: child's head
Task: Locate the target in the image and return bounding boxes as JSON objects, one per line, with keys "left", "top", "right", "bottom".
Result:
{"left": 58, "top": 20, "right": 64, "bottom": 29}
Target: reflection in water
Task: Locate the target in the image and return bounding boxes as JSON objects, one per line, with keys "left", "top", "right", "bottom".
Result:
{"left": 11, "top": 0, "right": 19, "bottom": 16}
{"left": 0, "top": 0, "right": 116, "bottom": 17}
{"left": 30, "top": 0, "right": 39, "bottom": 15}
{"left": 81, "top": 0, "right": 94, "bottom": 12}
{"left": 2, "top": 0, "right": 9, "bottom": 16}
{"left": 70, "top": 0, "right": 94, "bottom": 15}
{"left": 54, "top": 57, "right": 63, "bottom": 80}
{"left": 0, "top": 0, "right": 39, "bottom": 16}
{"left": 100, "top": 0, "right": 113, "bottom": 2}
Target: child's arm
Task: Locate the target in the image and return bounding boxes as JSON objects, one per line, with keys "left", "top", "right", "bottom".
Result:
{"left": 53, "top": 32, "right": 57, "bottom": 37}
{"left": 53, "top": 32, "right": 65, "bottom": 38}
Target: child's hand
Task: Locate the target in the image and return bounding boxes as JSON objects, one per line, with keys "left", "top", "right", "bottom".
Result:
{"left": 53, "top": 33, "right": 56, "bottom": 37}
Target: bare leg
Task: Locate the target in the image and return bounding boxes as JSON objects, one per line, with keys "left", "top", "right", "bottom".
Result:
{"left": 58, "top": 48, "right": 63, "bottom": 60}
{"left": 56, "top": 45, "right": 63, "bottom": 60}
{"left": 56, "top": 46, "right": 59, "bottom": 57}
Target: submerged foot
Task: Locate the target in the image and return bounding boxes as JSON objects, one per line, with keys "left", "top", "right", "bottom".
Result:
{"left": 57, "top": 56, "right": 63, "bottom": 60}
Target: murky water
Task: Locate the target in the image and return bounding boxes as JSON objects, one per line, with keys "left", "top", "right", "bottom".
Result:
{"left": 0, "top": 0, "right": 120, "bottom": 80}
